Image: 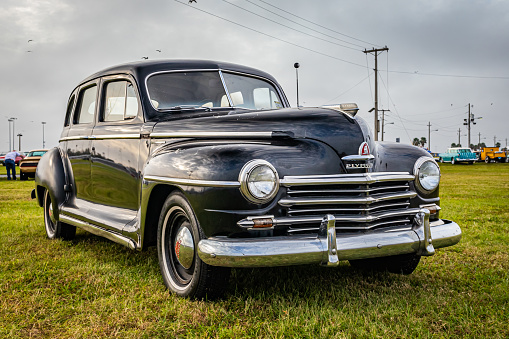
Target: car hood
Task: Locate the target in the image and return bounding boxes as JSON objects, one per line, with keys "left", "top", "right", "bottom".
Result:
{"left": 151, "top": 107, "right": 368, "bottom": 158}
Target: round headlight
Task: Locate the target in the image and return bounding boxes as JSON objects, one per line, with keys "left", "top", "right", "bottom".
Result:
{"left": 239, "top": 160, "right": 279, "bottom": 204}
{"left": 414, "top": 157, "right": 440, "bottom": 192}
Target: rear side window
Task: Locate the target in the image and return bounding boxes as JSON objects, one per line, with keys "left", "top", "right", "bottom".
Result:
{"left": 103, "top": 81, "right": 139, "bottom": 122}
{"left": 75, "top": 85, "right": 97, "bottom": 124}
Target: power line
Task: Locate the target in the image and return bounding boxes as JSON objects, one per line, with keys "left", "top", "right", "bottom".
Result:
{"left": 257, "top": 0, "right": 381, "bottom": 47}
{"left": 174, "top": 0, "right": 366, "bottom": 68}
{"left": 244, "top": 0, "right": 366, "bottom": 49}
{"left": 221, "top": 0, "right": 360, "bottom": 51}
{"left": 386, "top": 69, "right": 509, "bottom": 80}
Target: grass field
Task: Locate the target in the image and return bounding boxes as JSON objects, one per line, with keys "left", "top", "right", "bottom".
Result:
{"left": 1, "top": 163, "right": 508, "bottom": 338}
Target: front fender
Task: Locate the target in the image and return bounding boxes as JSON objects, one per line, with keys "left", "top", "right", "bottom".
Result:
{"left": 142, "top": 139, "right": 341, "bottom": 237}
{"left": 374, "top": 142, "right": 439, "bottom": 204}
{"left": 35, "top": 147, "right": 67, "bottom": 220}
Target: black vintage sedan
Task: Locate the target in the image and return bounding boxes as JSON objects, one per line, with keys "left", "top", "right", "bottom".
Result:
{"left": 33, "top": 60, "right": 461, "bottom": 299}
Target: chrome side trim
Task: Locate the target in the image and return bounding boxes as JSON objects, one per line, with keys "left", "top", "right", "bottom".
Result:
{"left": 59, "top": 213, "right": 137, "bottom": 249}
{"left": 150, "top": 131, "right": 273, "bottom": 139}
{"left": 197, "top": 219, "right": 462, "bottom": 267}
{"left": 59, "top": 134, "right": 141, "bottom": 142}
{"left": 279, "top": 191, "right": 417, "bottom": 207}
{"left": 286, "top": 202, "right": 411, "bottom": 215}
{"left": 143, "top": 175, "right": 240, "bottom": 188}
{"left": 323, "top": 215, "right": 339, "bottom": 266}
{"left": 281, "top": 172, "right": 414, "bottom": 187}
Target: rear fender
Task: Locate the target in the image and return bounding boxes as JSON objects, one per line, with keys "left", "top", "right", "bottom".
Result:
{"left": 34, "top": 147, "right": 68, "bottom": 220}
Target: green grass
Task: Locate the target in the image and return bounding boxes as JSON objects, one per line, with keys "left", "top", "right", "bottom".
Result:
{"left": 1, "top": 163, "right": 508, "bottom": 338}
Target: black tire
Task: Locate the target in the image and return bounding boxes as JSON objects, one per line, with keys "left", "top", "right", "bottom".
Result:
{"left": 439, "top": 158, "right": 444, "bottom": 163}
{"left": 485, "top": 156, "right": 490, "bottom": 163}
{"left": 43, "top": 189, "right": 76, "bottom": 240}
{"left": 451, "top": 158, "right": 455, "bottom": 165}
{"left": 157, "top": 192, "right": 230, "bottom": 299}
{"left": 349, "top": 253, "right": 421, "bottom": 275}
{"left": 20, "top": 171, "right": 27, "bottom": 181}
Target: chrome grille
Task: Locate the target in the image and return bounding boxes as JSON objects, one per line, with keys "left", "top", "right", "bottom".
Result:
{"left": 278, "top": 172, "right": 417, "bottom": 233}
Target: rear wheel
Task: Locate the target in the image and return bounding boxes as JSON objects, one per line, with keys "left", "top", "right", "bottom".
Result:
{"left": 439, "top": 158, "right": 444, "bottom": 163}
{"left": 350, "top": 253, "right": 421, "bottom": 275}
{"left": 485, "top": 156, "right": 490, "bottom": 163}
{"left": 451, "top": 157, "right": 455, "bottom": 165}
{"left": 43, "top": 189, "right": 76, "bottom": 240}
{"left": 157, "top": 192, "right": 230, "bottom": 299}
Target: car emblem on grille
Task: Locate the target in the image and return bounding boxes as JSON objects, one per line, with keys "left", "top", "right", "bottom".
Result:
{"left": 359, "top": 141, "right": 370, "bottom": 155}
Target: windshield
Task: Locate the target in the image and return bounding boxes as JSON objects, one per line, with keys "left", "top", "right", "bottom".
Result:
{"left": 28, "top": 151, "right": 47, "bottom": 157}
{"left": 459, "top": 149, "right": 472, "bottom": 153}
{"left": 146, "top": 71, "right": 283, "bottom": 111}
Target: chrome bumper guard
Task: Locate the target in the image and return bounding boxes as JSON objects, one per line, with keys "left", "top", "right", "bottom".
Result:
{"left": 197, "top": 209, "right": 461, "bottom": 268}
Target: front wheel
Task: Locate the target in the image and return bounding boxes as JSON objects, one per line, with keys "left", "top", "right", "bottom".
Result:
{"left": 451, "top": 157, "right": 455, "bottom": 165}
{"left": 349, "top": 253, "right": 421, "bottom": 275}
{"left": 439, "top": 158, "right": 444, "bottom": 163}
{"left": 157, "top": 192, "right": 230, "bottom": 299}
{"left": 43, "top": 189, "right": 76, "bottom": 240}
{"left": 485, "top": 156, "right": 490, "bottom": 163}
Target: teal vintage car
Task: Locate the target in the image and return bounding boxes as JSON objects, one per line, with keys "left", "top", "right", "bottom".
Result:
{"left": 438, "top": 148, "right": 477, "bottom": 164}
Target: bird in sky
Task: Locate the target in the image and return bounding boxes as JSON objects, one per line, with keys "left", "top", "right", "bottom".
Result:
{"left": 141, "top": 57, "right": 148, "bottom": 59}
{"left": 189, "top": 0, "right": 197, "bottom": 3}
{"left": 28, "top": 39, "right": 33, "bottom": 43}
{"left": 156, "top": 49, "right": 161, "bottom": 52}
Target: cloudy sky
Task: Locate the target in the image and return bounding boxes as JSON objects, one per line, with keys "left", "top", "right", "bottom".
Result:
{"left": 1, "top": 0, "right": 508, "bottom": 153}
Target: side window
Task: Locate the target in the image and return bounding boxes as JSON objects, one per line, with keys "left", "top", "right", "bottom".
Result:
{"left": 75, "top": 85, "right": 97, "bottom": 124}
{"left": 103, "top": 80, "right": 139, "bottom": 122}
{"left": 64, "top": 94, "right": 76, "bottom": 127}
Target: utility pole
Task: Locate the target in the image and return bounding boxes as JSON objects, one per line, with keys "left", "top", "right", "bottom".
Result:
{"left": 463, "top": 103, "right": 482, "bottom": 148}
{"left": 379, "top": 109, "right": 390, "bottom": 141}
{"left": 10, "top": 117, "right": 17, "bottom": 150}
{"left": 458, "top": 128, "right": 461, "bottom": 146}
{"left": 494, "top": 135, "right": 497, "bottom": 147}
{"left": 427, "top": 122, "right": 438, "bottom": 151}
{"left": 364, "top": 46, "right": 389, "bottom": 141}
{"left": 8, "top": 118, "right": 13, "bottom": 150}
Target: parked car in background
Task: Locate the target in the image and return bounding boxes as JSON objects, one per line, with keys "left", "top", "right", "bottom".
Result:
{"left": 479, "top": 147, "right": 507, "bottom": 163}
{"left": 33, "top": 60, "right": 462, "bottom": 299}
{"left": 0, "top": 152, "right": 25, "bottom": 166}
{"left": 438, "top": 148, "right": 477, "bottom": 164}
{"left": 19, "top": 149, "right": 48, "bottom": 180}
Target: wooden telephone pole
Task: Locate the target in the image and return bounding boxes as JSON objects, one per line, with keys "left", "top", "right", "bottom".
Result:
{"left": 364, "top": 46, "right": 389, "bottom": 141}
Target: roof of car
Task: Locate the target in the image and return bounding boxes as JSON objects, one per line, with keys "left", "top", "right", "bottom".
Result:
{"left": 80, "top": 59, "right": 279, "bottom": 85}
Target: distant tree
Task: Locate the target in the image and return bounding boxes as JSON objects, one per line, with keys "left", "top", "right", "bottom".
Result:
{"left": 470, "top": 144, "right": 476, "bottom": 150}
{"left": 412, "top": 138, "right": 420, "bottom": 146}
{"left": 420, "top": 137, "right": 427, "bottom": 148}
{"left": 479, "top": 142, "right": 486, "bottom": 149}
{"left": 496, "top": 142, "right": 501, "bottom": 148}
{"left": 451, "top": 142, "right": 461, "bottom": 147}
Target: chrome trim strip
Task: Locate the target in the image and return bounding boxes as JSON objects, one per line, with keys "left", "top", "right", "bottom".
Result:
{"left": 91, "top": 134, "right": 141, "bottom": 140}
{"left": 238, "top": 208, "right": 421, "bottom": 228}
{"left": 341, "top": 155, "right": 375, "bottom": 161}
{"left": 287, "top": 202, "right": 411, "bottom": 215}
{"left": 287, "top": 218, "right": 411, "bottom": 232}
{"left": 150, "top": 131, "right": 273, "bottom": 139}
{"left": 59, "top": 134, "right": 141, "bottom": 142}
{"left": 59, "top": 136, "right": 90, "bottom": 142}
{"left": 143, "top": 175, "right": 241, "bottom": 188}
{"left": 281, "top": 172, "right": 415, "bottom": 187}
{"left": 288, "top": 184, "right": 410, "bottom": 195}
{"left": 279, "top": 191, "right": 417, "bottom": 207}
{"left": 59, "top": 214, "right": 136, "bottom": 249}
{"left": 197, "top": 220, "right": 462, "bottom": 267}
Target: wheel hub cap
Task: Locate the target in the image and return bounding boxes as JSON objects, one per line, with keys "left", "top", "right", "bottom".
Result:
{"left": 174, "top": 225, "right": 194, "bottom": 269}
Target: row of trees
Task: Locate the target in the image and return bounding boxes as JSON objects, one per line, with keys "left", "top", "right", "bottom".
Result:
{"left": 412, "top": 137, "right": 427, "bottom": 147}
{"left": 413, "top": 137, "right": 502, "bottom": 151}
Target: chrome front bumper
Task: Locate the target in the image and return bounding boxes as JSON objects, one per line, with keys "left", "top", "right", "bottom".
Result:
{"left": 197, "top": 209, "right": 461, "bottom": 268}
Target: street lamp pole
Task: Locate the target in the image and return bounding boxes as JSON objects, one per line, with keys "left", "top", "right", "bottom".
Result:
{"left": 17, "top": 133, "right": 22, "bottom": 151}
{"left": 294, "top": 63, "right": 300, "bottom": 107}
{"left": 42, "top": 122, "right": 46, "bottom": 148}
{"left": 10, "top": 117, "right": 17, "bottom": 150}
{"left": 8, "top": 118, "right": 13, "bottom": 150}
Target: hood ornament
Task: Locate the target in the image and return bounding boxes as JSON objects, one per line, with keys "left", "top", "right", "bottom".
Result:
{"left": 359, "top": 141, "right": 370, "bottom": 155}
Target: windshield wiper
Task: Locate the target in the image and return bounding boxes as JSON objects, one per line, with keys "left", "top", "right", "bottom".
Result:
{"left": 163, "top": 105, "right": 213, "bottom": 112}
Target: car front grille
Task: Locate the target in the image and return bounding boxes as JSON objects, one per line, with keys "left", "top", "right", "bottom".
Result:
{"left": 278, "top": 172, "right": 418, "bottom": 233}
{"left": 20, "top": 162, "right": 38, "bottom": 168}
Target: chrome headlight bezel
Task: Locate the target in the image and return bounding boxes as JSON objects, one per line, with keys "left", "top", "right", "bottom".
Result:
{"left": 239, "top": 159, "right": 279, "bottom": 204}
{"left": 413, "top": 156, "right": 441, "bottom": 193}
